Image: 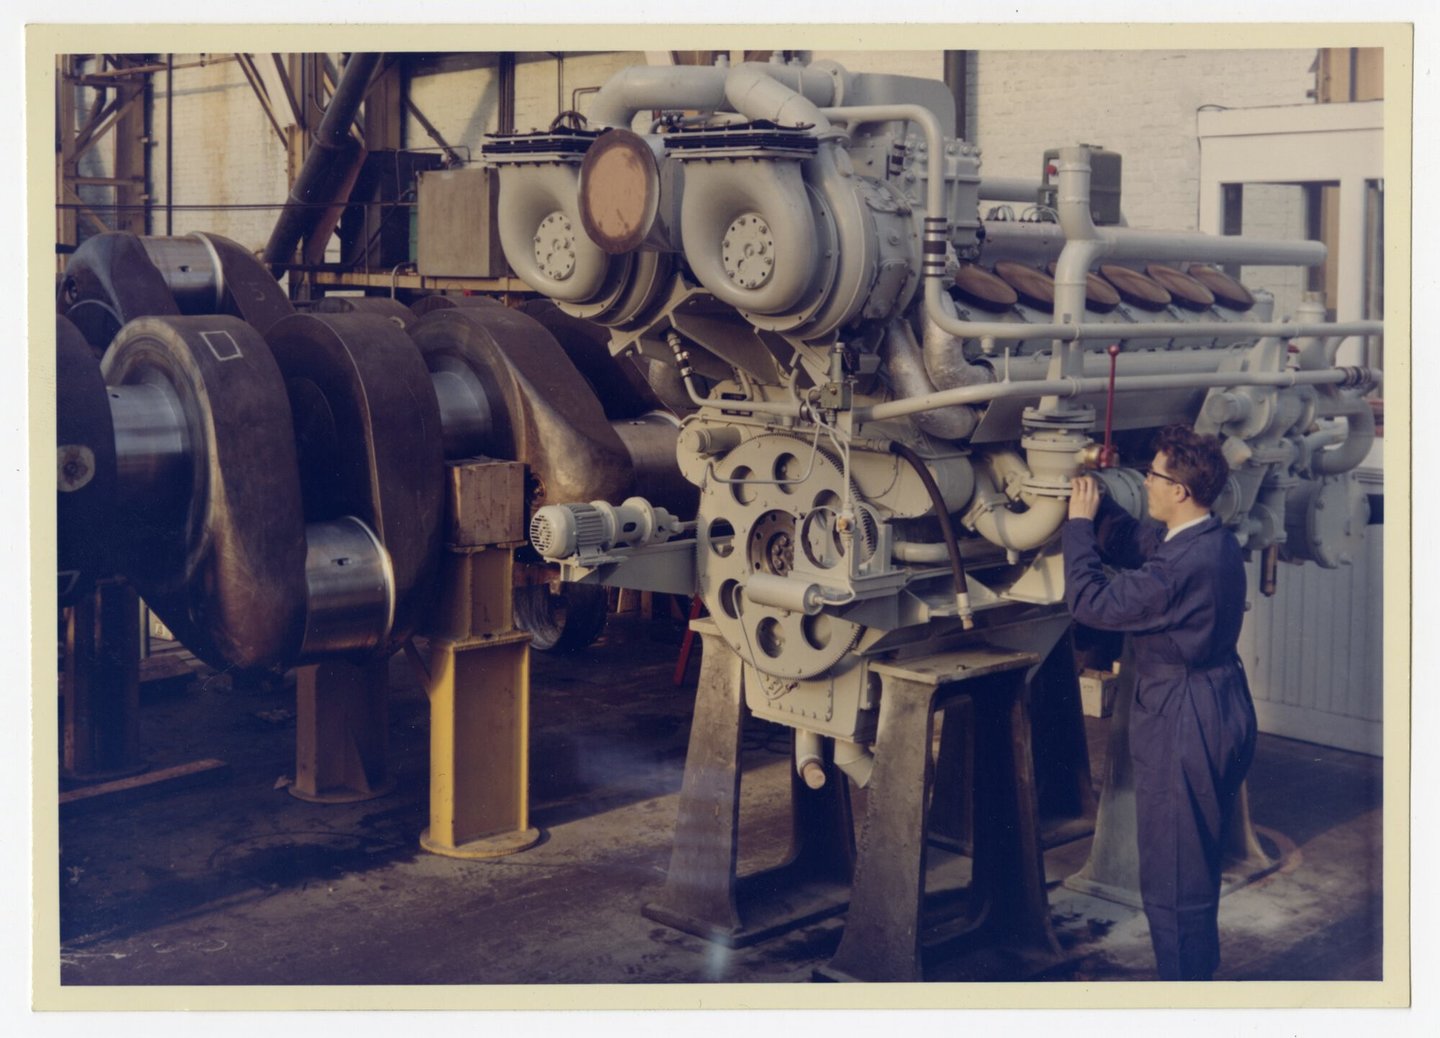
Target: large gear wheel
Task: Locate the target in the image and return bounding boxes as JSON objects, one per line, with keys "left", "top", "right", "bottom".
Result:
{"left": 696, "top": 432, "right": 869, "bottom": 680}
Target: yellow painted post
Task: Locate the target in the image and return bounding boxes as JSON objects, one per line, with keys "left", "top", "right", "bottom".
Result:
{"left": 290, "top": 659, "right": 396, "bottom": 803}
{"left": 417, "top": 460, "right": 541, "bottom": 859}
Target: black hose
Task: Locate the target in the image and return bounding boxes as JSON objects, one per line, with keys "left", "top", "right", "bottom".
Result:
{"left": 890, "top": 440, "right": 974, "bottom": 629}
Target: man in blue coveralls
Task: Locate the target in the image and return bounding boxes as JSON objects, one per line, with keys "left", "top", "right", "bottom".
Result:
{"left": 1063, "top": 425, "right": 1258, "bottom": 981}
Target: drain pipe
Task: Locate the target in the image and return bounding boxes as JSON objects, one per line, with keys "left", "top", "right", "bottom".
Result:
{"left": 796, "top": 731, "right": 875, "bottom": 790}
{"left": 795, "top": 730, "right": 826, "bottom": 789}
{"left": 833, "top": 739, "right": 875, "bottom": 789}
{"left": 263, "top": 52, "right": 381, "bottom": 272}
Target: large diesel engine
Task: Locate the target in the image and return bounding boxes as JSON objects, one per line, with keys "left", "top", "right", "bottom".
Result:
{"left": 515, "top": 57, "right": 1379, "bottom": 759}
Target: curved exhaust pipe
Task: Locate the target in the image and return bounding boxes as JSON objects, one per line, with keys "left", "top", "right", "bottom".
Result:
{"left": 263, "top": 52, "right": 382, "bottom": 273}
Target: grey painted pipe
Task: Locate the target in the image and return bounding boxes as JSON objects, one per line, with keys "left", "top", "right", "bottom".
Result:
{"left": 860, "top": 365, "right": 1381, "bottom": 424}
{"left": 1308, "top": 395, "right": 1377, "bottom": 475}
{"left": 587, "top": 61, "right": 842, "bottom": 131}
{"left": 883, "top": 319, "right": 979, "bottom": 440}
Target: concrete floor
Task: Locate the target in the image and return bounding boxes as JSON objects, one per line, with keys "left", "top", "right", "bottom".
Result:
{"left": 53, "top": 610, "right": 1383, "bottom": 991}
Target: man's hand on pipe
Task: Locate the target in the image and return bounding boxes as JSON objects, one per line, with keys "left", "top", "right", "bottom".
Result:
{"left": 1068, "top": 476, "right": 1101, "bottom": 521}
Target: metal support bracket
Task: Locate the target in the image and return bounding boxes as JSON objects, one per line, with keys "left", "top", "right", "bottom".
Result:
{"left": 290, "top": 659, "right": 396, "bottom": 804}
{"left": 817, "top": 645, "right": 1060, "bottom": 982}
{"left": 643, "top": 619, "right": 856, "bottom": 947}
{"left": 417, "top": 460, "right": 541, "bottom": 859}
{"left": 61, "top": 580, "right": 145, "bottom": 783}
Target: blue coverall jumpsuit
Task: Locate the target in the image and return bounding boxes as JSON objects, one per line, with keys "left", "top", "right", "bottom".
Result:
{"left": 1062, "top": 495, "right": 1258, "bottom": 981}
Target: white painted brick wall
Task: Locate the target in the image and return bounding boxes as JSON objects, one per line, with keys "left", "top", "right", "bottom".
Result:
{"left": 970, "top": 50, "right": 1316, "bottom": 232}
{"left": 151, "top": 55, "right": 292, "bottom": 250}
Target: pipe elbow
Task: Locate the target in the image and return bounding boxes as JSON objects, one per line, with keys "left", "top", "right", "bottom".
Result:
{"left": 724, "top": 65, "right": 829, "bottom": 131}
{"left": 970, "top": 494, "right": 1068, "bottom": 552}
{"left": 1311, "top": 396, "right": 1377, "bottom": 475}
{"left": 833, "top": 738, "right": 875, "bottom": 789}
{"left": 965, "top": 461, "right": 1068, "bottom": 552}
{"left": 883, "top": 320, "right": 980, "bottom": 441}
{"left": 922, "top": 294, "right": 995, "bottom": 392}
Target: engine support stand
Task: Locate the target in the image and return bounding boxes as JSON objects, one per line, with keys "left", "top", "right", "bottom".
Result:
{"left": 290, "top": 658, "right": 396, "bottom": 803}
{"left": 643, "top": 619, "right": 855, "bottom": 947}
{"left": 817, "top": 645, "right": 1059, "bottom": 982}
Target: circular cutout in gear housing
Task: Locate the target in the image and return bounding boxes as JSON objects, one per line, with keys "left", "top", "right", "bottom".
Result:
{"left": 697, "top": 434, "right": 864, "bottom": 680}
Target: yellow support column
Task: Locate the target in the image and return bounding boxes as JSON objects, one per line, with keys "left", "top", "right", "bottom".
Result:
{"left": 417, "top": 460, "right": 541, "bottom": 859}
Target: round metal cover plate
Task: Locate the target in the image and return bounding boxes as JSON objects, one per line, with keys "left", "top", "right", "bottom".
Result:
{"left": 994, "top": 260, "right": 1056, "bottom": 310}
{"left": 1146, "top": 263, "right": 1216, "bottom": 311}
{"left": 579, "top": 129, "right": 661, "bottom": 255}
{"left": 953, "top": 262, "right": 1018, "bottom": 312}
{"left": 1099, "top": 264, "right": 1172, "bottom": 311}
{"left": 1185, "top": 264, "right": 1256, "bottom": 312}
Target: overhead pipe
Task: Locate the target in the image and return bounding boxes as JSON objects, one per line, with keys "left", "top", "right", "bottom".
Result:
{"left": 586, "top": 61, "right": 843, "bottom": 131}
{"left": 262, "top": 52, "right": 382, "bottom": 272}
{"left": 979, "top": 177, "right": 1046, "bottom": 204}
{"left": 859, "top": 363, "right": 1380, "bottom": 425}
{"left": 826, "top": 100, "right": 1383, "bottom": 347}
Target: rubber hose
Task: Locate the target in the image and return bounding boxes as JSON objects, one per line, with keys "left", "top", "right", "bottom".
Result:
{"left": 890, "top": 441, "right": 973, "bottom": 629}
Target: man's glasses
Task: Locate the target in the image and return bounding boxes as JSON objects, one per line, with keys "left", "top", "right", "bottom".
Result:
{"left": 1141, "top": 467, "right": 1189, "bottom": 495}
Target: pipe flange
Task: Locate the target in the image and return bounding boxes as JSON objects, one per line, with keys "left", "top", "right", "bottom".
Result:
{"left": 1019, "top": 478, "right": 1076, "bottom": 500}
{"left": 1020, "top": 405, "right": 1095, "bottom": 431}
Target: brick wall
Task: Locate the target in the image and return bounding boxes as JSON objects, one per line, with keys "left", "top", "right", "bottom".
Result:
{"left": 151, "top": 56, "right": 292, "bottom": 250}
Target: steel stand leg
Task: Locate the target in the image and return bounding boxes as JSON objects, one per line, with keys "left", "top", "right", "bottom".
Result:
{"left": 818, "top": 646, "right": 1057, "bottom": 982}
{"left": 643, "top": 620, "right": 854, "bottom": 946}
{"left": 418, "top": 460, "right": 539, "bottom": 859}
{"left": 290, "top": 659, "right": 395, "bottom": 803}
{"left": 1064, "top": 637, "right": 1276, "bottom": 906}
{"left": 933, "top": 618, "right": 1095, "bottom": 853}
{"left": 61, "top": 580, "right": 145, "bottom": 782}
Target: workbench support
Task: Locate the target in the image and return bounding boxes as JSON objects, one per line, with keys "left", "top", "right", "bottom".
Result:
{"left": 643, "top": 620, "right": 855, "bottom": 946}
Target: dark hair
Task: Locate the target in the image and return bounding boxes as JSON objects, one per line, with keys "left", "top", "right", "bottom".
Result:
{"left": 1151, "top": 425, "right": 1229, "bottom": 507}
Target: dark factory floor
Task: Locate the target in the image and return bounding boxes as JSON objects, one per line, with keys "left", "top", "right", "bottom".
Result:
{"left": 49, "top": 607, "right": 1385, "bottom": 1001}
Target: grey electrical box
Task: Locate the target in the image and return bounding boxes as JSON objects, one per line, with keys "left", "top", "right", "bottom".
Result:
{"left": 417, "top": 167, "right": 510, "bottom": 278}
{"left": 1040, "top": 145, "right": 1123, "bottom": 226}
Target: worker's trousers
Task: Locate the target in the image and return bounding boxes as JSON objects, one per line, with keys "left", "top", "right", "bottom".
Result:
{"left": 1129, "top": 658, "right": 1257, "bottom": 981}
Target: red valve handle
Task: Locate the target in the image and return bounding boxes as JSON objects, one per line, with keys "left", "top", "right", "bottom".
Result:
{"left": 1101, "top": 343, "right": 1120, "bottom": 468}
